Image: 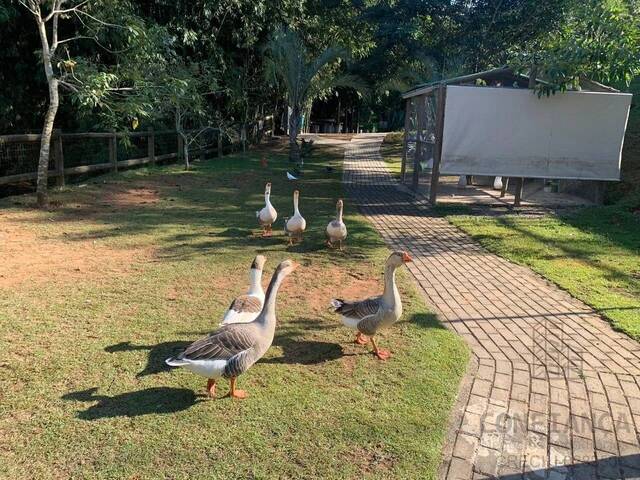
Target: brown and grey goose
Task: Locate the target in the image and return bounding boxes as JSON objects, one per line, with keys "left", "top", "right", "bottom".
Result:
{"left": 220, "top": 255, "right": 267, "bottom": 326}
{"left": 166, "top": 259, "right": 298, "bottom": 399}
{"left": 331, "top": 251, "right": 412, "bottom": 360}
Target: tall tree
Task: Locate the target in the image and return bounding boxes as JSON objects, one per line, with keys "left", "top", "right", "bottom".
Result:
{"left": 18, "top": 0, "right": 145, "bottom": 207}
{"left": 265, "top": 28, "right": 366, "bottom": 163}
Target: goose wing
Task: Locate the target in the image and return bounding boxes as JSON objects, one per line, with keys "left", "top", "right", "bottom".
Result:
{"left": 221, "top": 295, "right": 263, "bottom": 325}
{"left": 334, "top": 296, "right": 381, "bottom": 320}
{"left": 333, "top": 296, "right": 383, "bottom": 335}
{"left": 176, "top": 324, "right": 259, "bottom": 362}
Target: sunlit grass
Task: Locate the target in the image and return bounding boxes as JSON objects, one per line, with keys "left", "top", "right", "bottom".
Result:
{"left": 448, "top": 205, "right": 640, "bottom": 340}
{"left": 0, "top": 144, "right": 467, "bottom": 479}
{"left": 380, "top": 132, "right": 403, "bottom": 177}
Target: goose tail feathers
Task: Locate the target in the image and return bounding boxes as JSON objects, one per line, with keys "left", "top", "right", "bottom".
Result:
{"left": 330, "top": 298, "right": 344, "bottom": 311}
{"left": 165, "top": 357, "right": 189, "bottom": 367}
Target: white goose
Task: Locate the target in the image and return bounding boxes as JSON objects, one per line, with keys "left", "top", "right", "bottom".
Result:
{"left": 326, "top": 199, "right": 347, "bottom": 250}
{"left": 256, "top": 182, "right": 277, "bottom": 237}
{"left": 284, "top": 190, "right": 306, "bottom": 245}
{"left": 220, "top": 255, "right": 266, "bottom": 326}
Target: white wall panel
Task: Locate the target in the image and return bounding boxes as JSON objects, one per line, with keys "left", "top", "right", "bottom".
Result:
{"left": 440, "top": 86, "right": 631, "bottom": 180}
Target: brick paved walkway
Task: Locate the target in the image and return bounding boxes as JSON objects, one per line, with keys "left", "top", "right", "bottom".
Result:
{"left": 343, "top": 134, "right": 640, "bottom": 479}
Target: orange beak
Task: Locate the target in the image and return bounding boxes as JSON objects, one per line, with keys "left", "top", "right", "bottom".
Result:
{"left": 402, "top": 252, "right": 413, "bottom": 263}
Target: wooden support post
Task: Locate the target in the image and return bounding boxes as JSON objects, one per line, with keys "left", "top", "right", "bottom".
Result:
{"left": 148, "top": 128, "right": 155, "bottom": 166}
{"left": 400, "top": 99, "right": 410, "bottom": 183}
{"left": 429, "top": 85, "right": 447, "bottom": 205}
{"left": 53, "top": 129, "right": 65, "bottom": 187}
{"left": 500, "top": 177, "right": 509, "bottom": 198}
{"left": 514, "top": 178, "right": 524, "bottom": 206}
{"left": 109, "top": 133, "right": 118, "bottom": 173}
{"left": 412, "top": 96, "right": 426, "bottom": 191}
{"left": 217, "top": 131, "right": 223, "bottom": 158}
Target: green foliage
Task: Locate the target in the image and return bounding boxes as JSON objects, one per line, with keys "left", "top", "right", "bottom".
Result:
{"left": 511, "top": 0, "right": 640, "bottom": 93}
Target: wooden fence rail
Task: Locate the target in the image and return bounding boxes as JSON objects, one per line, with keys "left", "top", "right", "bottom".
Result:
{"left": 0, "top": 127, "right": 240, "bottom": 186}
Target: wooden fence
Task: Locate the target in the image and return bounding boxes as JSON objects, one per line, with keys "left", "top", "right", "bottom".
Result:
{"left": 0, "top": 127, "right": 235, "bottom": 187}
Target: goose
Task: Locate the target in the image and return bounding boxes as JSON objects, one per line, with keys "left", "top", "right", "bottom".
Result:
{"left": 166, "top": 259, "right": 299, "bottom": 399}
{"left": 220, "top": 255, "right": 267, "bottom": 326}
{"left": 330, "top": 251, "right": 412, "bottom": 360}
{"left": 326, "top": 199, "right": 347, "bottom": 250}
{"left": 284, "top": 190, "right": 306, "bottom": 245}
{"left": 256, "top": 182, "right": 277, "bottom": 237}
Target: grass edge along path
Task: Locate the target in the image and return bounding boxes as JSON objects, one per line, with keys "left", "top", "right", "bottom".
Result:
{"left": 447, "top": 205, "right": 640, "bottom": 341}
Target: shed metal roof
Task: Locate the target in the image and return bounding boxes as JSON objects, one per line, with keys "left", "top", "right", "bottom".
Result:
{"left": 401, "top": 66, "right": 619, "bottom": 99}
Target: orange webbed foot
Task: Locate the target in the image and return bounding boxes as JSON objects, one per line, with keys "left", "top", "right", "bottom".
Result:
{"left": 230, "top": 389, "right": 248, "bottom": 399}
{"left": 354, "top": 332, "right": 369, "bottom": 345}
{"left": 206, "top": 379, "right": 216, "bottom": 399}
{"left": 374, "top": 349, "right": 392, "bottom": 361}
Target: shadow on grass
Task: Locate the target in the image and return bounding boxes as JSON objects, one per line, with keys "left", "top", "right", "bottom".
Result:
{"left": 408, "top": 311, "right": 447, "bottom": 330}
{"left": 265, "top": 336, "right": 345, "bottom": 365}
{"left": 105, "top": 341, "right": 191, "bottom": 377}
{"left": 62, "top": 387, "right": 200, "bottom": 419}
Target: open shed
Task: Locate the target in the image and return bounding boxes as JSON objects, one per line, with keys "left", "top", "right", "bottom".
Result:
{"left": 400, "top": 67, "right": 632, "bottom": 205}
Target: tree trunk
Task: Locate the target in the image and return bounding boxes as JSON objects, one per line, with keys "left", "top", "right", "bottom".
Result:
{"left": 288, "top": 105, "right": 301, "bottom": 164}
{"left": 36, "top": 17, "right": 59, "bottom": 208}
{"left": 179, "top": 131, "right": 189, "bottom": 170}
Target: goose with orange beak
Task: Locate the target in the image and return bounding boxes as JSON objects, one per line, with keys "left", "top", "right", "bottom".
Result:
{"left": 331, "top": 251, "right": 412, "bottom": 360}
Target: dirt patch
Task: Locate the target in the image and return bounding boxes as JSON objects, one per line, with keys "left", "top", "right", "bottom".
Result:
{"left": 285, "top": 262, "right": 382, "bottom": 316}
{"left": 101, "top": 185, "right": 160, "bottom": 208}
{"left": 347, "top": 445, "right": 397, "bottom": 474}
{"left": 0, "top": 217, "right": 151, "bottom": 289}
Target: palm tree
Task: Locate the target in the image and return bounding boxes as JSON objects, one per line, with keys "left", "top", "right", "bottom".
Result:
{"left": 265, "top": 28, "right": 367, "bottom": 164}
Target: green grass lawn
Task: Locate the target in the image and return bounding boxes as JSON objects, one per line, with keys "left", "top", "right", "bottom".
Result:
{"left": 0, "top": 143, "right": 467, "bottom": 479}
{"left": 380, "top": 132, "right": 404, "bottom": 178}
{"left": 447, "top": 203, "right": 640, "bottom": 340}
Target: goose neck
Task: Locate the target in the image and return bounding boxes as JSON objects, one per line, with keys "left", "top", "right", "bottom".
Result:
{"left": 247, "top": 268, "right": 264, "bottom": 296}
{"left": 257, "top": 269, "right": 285, "bottom": 325}
{"left": 382, "top": 264, "right": 400, "bottom": 304}
{"left": 293, "top": 194, "right": 300, "bottom": 216}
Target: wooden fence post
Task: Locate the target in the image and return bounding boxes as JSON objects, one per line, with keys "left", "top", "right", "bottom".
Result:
{"left": 514, "top": 178, "right": 524, "bottom": 206}
{"left": 53, "top": 129, "right": 65, "bottom": 187}
{"left": 148, "top": 128, "right": 155, "bottom": 166}
{"left": 500, "top": 177, "right": 509, "bottom": 198}
{"left": 109, "top": 133, "right": 118, "bottom": 173}
{"left": 218, "top": 131, "right": 223, "bottom": 158}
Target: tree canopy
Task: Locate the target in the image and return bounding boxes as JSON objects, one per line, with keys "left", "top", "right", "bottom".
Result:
{"left": 2, "top": 0, "right": 638, "bottom": 134}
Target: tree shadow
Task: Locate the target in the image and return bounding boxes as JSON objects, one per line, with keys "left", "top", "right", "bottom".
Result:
{"left": 104, "top": 340, "right": 191, "bottom": 377}
{"left": 496, "top": 453, "right": 640, "bottom": 479}
{"left": 408, "top": 311, "right": 448, "bottom": 330}
{"left": 62, "top": 387, "right": 201, "bottom": 420}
